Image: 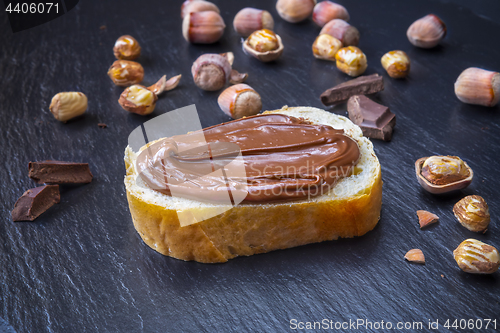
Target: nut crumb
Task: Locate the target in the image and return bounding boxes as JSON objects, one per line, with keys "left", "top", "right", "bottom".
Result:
{"left": 440, "top": 274, "right": 444, "bottom": 278}
{"left": 98, "top": 123, "right": 107, "bottom": 128}
{"left": 100, "top": 25, "right": 107, "bottom": 30}
{"left": 416, "top": 210, "right": 439, "bottom": 228}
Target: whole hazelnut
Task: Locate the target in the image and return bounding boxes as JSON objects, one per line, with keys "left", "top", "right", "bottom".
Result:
{"left": 454, "top": 67, "right": 500, "bottom": 107}
{"left": 233, "top": 7, "right": 274, "bottom": 37}
{"left": 276, "top": 0, "right": 316, "bottom": 23}
{"left": 191, "top": 53, "right": 247, "bottom": 91}
{"left": 113, "top": 35, "right": 141, "bottom": 60}
{"left": 312, "top": 1, "right": 349, "bottom": 27}
{"left": 181, "top": 0, "right": 219, "bottom": 18}
{"left": 320, "top": 19, "right": 359, "bottom": 46}
{"left": 407, "top": 14, "right": 446, "bottom": 48}
{"left": 182, "top": 11, "right": 225, "bottom": 44}
{"left": 218, "top": 84, "right": 262, "bottom": 119}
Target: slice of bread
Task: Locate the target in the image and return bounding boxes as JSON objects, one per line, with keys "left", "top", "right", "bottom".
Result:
{"left": 124, "top": 106, "right": 382, "bottom": 263}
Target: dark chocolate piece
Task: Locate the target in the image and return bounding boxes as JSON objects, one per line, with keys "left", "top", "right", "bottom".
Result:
{"left": 320, "top": 74, "right": 384, "bottom": 106}
{"left": 11, "top": 185, "right": 60, "bottom": 222}
{"left": 29, "top": 161, "right": 93, "bottom": 184}
{"left": 347, "top": 95, "right": 396, "bottom": 141}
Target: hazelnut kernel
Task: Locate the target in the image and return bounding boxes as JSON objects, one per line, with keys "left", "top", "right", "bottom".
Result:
{"left": 49, "top": 92, "right": 88, "bottom": 122}
{"left": 312, "top": 34, "right": 342, "bottom": 61}
{"left": 453, "top": 195, "right": 490, "bottom": 233}
{"left": 107, "top": 60, "right": 144, "bottom": 87}
{"left": 113, "top": 35, "right": 141, "bottom": 60}
{"left": 421, "top": 155, "right": 470, "bottom": 186}
{"left": 118, "top": 85, "right": 157, "bottom": 115}
{"left": 453, "top": 239, "right": 500, "bottom": 274}
{"left": 247, "top": 29, "right": 279, "bottom": 53}
{"left": 335, "top": 46, "right": 367, "bottom": 77}
{"left": 381, "top": 51, "right": 410, "bottom": 79}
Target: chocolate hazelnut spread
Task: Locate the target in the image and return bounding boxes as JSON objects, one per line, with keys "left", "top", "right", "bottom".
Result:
{"left": 136, "top": 114, "right": 360, "bottom": 203}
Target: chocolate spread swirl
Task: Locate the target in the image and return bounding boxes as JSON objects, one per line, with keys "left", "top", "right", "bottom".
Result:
{"left": 136, "top": 114, "right": 360, "bottom": 203}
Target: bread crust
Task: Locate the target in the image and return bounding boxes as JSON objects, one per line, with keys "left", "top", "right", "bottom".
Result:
{"left": 124, "top": 107, "right": 383, "bottom": 263}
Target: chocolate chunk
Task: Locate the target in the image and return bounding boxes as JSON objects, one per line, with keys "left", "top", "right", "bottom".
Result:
{"left": 347, "top": 95, "right": 396, "bottom": 141}
{"left": 320, "top": 74, "right": 384, "bottom": 106}
{"left": 11, "top": 185, "right": 60, "bottom": 222}
{"left": 29, "top": 161, "right": 93, "bottom": 184}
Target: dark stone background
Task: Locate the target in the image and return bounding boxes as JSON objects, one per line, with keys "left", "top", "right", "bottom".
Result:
{"left": 1, "top": 0, "right": 499, "bottom": 332}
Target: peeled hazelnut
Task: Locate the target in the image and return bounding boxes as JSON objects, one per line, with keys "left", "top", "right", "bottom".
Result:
{"left": 233, "top": 8, "right": 274, "bottom": 37}
{"left": 243, "top": 29, "right": 284, "bottom": 62}
{"left": 415, "top": 155, "right": 473, "bottom": 194}
{"left": 182, "top": 11, "right": 225, "bottom": 44}
{"left": 119, "top": 85, "right": 157, "bottom": 115}
{"left": 381, "top": 51, "right": 410, "bottom": 79}
{"left": 312, "top": 34, "right": 342, "bottom": 61}
{"left": 49, "top": 92, "right": 88, "bottom": 122}
{"left": 181, "top": 0, "right": 219, "bottom": 18}
{"left": 404, "top": 249, "right": 425, "bottom": 264}
{"left": 320, "top": 19, "right": 359, "bottom": 46}
{"left": 407, "top": 14, "right": 446, "bottom": 49}
{"left": 453, "top": 239, "right": 500, "bottom": 274}
{"left": 453, "top": 195, "right": 490, "bottom": 233}
{"left": 218, "top": 84, "right": 262, "bottom": 119}
{"left": 335, "top": 46, "right": 367, "bottom": 77}
{"left": 312, "top": 1, "right": 349, "bottom": 27}
{"left": 107, "top": 60, "right": 144, "bottom": 87}
{"left": 113, "top": 35, "right": 141, "bottom": 60}
{"left": 454, "top": 68, "right": 500, "bottom": 107}
{"left": 276, "top": 0, "right": 316, "bottom": 23}
{"left": 192, "top": 53, "right": 247, "bottom": 91}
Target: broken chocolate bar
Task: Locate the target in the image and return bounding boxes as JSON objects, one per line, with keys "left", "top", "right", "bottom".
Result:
{"left": 347, "top": 95, "right": 396, "bottom": 141}
{"left": 29, "top": 161, "right": 93, "bottom": 184}
{"left": 11, "top": 185, "right": 60, "bottom": 221}
{"left": 320, "top": 74, "right": 384, "bottom": 106}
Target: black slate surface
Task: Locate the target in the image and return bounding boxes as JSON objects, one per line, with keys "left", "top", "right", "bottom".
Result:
{"left": 1, "top": 0, "right": 500, "bottom": 332}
